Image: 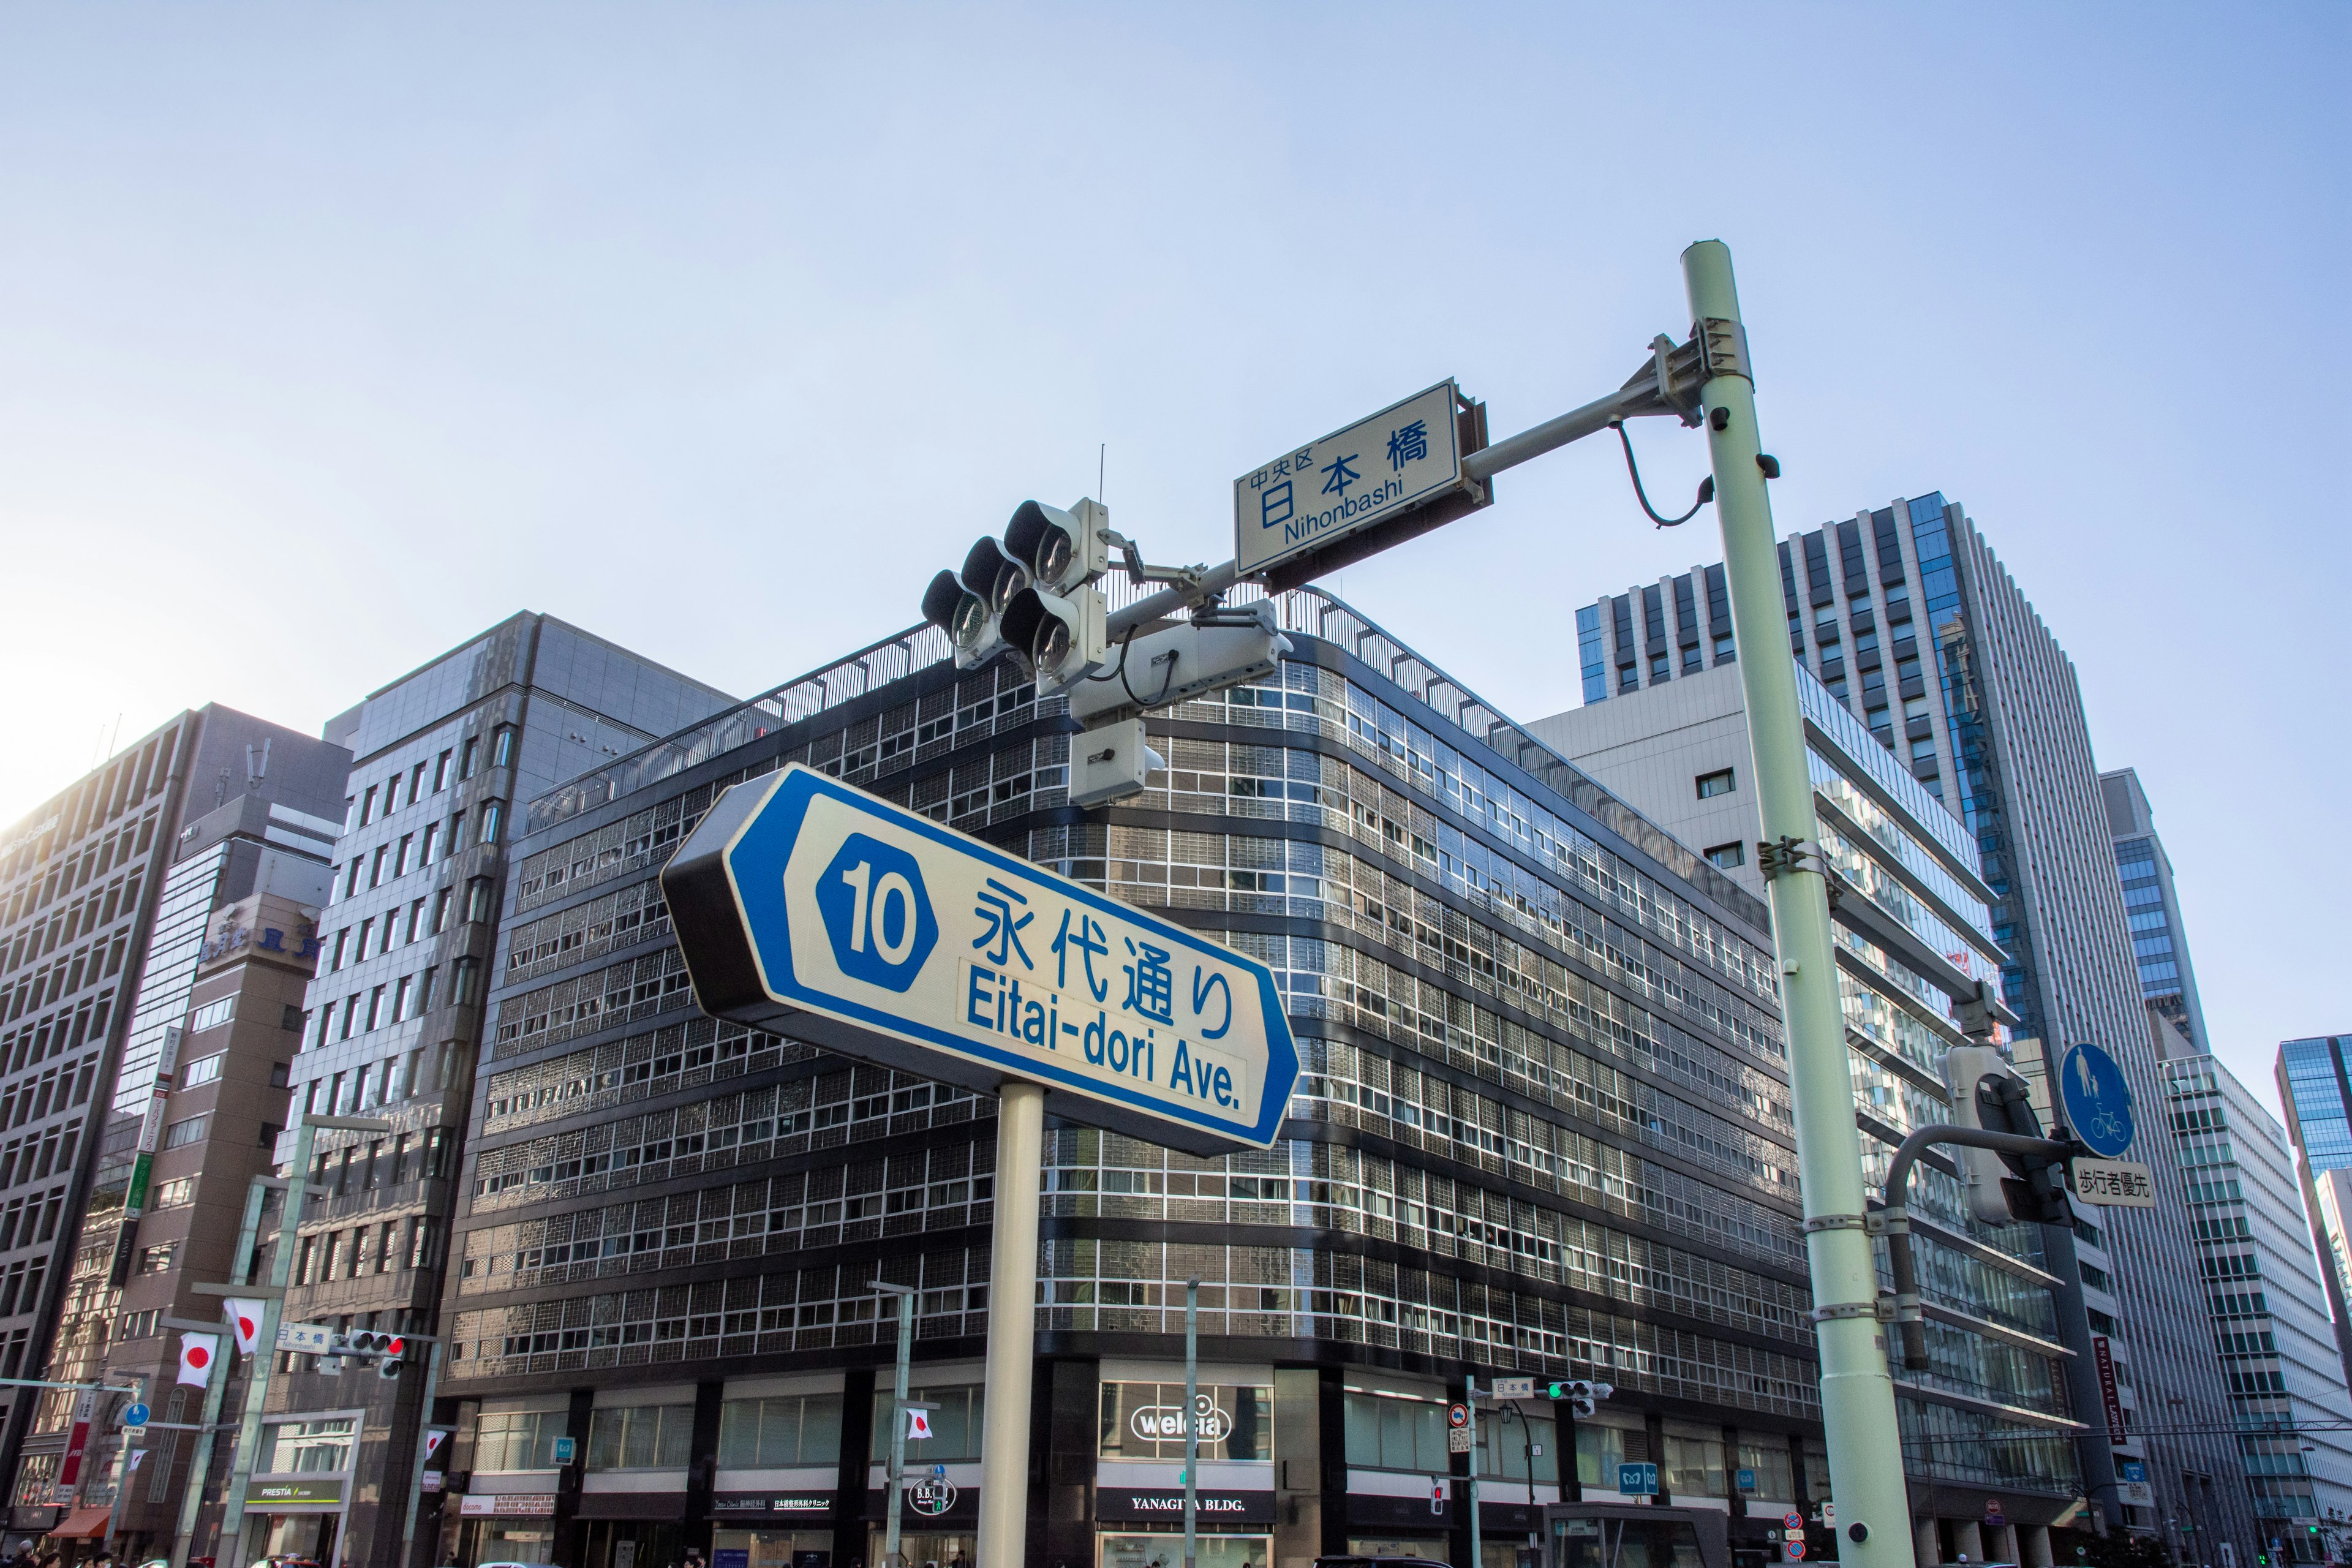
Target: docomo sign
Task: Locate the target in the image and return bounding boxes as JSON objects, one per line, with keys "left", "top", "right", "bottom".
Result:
{"left": 664, "top": 765, "right": 1298, "bottom": 1156}
{"left": 1130, "top": 1393, "right": 1230, "bottom": 1446}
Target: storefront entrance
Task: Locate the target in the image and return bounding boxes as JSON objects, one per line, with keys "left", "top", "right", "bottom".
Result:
{"left": 1098, "top": 1531, "right": 1272, "bottom": 1568}
{"left": 869, "top": 1528, "right": 977, "bottom": 1568}
{"left": 712, "top": 1526, "right": 831, "bottom": 1568}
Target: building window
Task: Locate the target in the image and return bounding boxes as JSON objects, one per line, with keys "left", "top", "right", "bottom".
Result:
{"left": 460, "top": 737, "right": 480, "bottom": 781}
{"left": 865, "top": 1387, "right": 987, "bottom": 1464}
{"left": 717, "top": 1395, "right": 845, "bottom": 1467}
{"left": 451, "top": 957, "right": 482, "bottom": 1007}
{"left": 119, "top": 1309, "right": 160, "bottom": 1340}
{"left": 1705, "top": 842, "right": 1746, "bottom": 870}
{"left": 479, "top": 801, "right": 503, "bottom": 845}
{"left": 1695, "top": 769, "right": 1736, "bottom": 799}
{"left": 586, "top": 1404, "right": 694, "bottom": 1470}
{"left": 420, "top": 821, "right": 439, "bottom": 865}
{"left": 162, "top": 1114, "right": 211, "bottom": 1150}
{"left": 1682, "top": 646, "right": 1703, "bottom": 673}
{"left": 466, "top": 877, "right": 496, "bottom": 924}
{"left": 151, "top": 1177, "right": 196, "bottom": 1210}
{"left": 1713, "top": 634, "right": 1736, "bottom": 664}
{"left": 1618, "top": 666, "right": 1637, "bottom": 693}
{"left": 434, "top": 750, "right": 453, "bottom": 793}
{"left": 189, "top": 996, "right": 236, "bottom": 1033}
{"left": 265, "top": 1418, "right": 357, "bottom": 1475}
{"left": 360, "top": 786, "right": 378, "bottom": 826}
{"left": 1649, "top": 655, "right": 1670, "bottom": 681}
{"left": 138, "top": 1242, "right": 177, "bottom": 1275}
{"left": 180, "top": 1054, "right": 225, "bottom": 1088}
{"left": 1341, "top": 1390, "right": 1451, "bottom": 1471}
{"left": 492, "top": 726, "right": 516, "bottom": 769}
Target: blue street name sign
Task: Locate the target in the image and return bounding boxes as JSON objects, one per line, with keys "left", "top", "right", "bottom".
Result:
{"left": 2059, "top": 1042, "right": 2136, "bottom": 1158}
{"left": 1618, "top": 1462, "right": 1659, "bottom": 1496}
{"left": 664, "top": 764, "right": 1299, "bottom": 1156}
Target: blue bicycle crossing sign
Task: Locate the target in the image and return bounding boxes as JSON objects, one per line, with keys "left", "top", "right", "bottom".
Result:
{"left": 663, "top": 764, "right": 1298, "bottom": 1156}
{"left": 2059, "top": 1041, "right": 2135, "bottom": 1158}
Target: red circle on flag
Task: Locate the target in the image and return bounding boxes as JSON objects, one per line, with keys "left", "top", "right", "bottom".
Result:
{"left": 187, "top": 1346, "right": 211, "bottom": 1368}
{"left": 238, "top": 1316, "right": 257, "bottom": 1340}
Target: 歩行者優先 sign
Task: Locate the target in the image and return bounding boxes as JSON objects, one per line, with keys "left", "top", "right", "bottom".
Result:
{"left": 2060, "top": 1042, "right": 2136, "bottom": 1158}
{"left": 2070, "top": 1158, "right": 2156, "bottom": 1207}
{"left": 663, "top": 764, "right": 1299, "bottom": 1157}
{"left": 1234, "top": 381, "right": 1477, "bottom": 581}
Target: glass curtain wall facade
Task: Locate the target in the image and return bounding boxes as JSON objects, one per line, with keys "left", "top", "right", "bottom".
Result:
{"left": 2275, "top": 1037, "right": 2352, "bottom": 1393}
{"left": 1568, "top": 499, "right": 2257, "bottom": 1557}
{"left": 440, "top": 590, "right": 1860, "bottom": 1568}
{"left": 2101, "top": 770, "right": 2209, "bottom": 1054}
{"left": 2162, "top": 1050, "right": 2352, "bottom": 1556}
{"left": 1528, "top": 649, "right": 2082, "bottom": 1558}
{"left": 257, "top": 616, "right": 733, "bottom": 1568}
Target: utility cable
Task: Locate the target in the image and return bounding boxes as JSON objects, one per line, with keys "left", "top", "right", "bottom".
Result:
{"left": 1613, "top": 420, "right": 1711, "bottom": 528}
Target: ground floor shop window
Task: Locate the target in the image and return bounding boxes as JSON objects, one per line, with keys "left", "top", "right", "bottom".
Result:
{"left": 711, "top": 1527, "right": 830, "bottom": 1568}
{"left": 1348, "top": 1535, "right": 1447, "bottom": 1560}
{"left": 1099, "top": 1531, "right": 1270, "bottom": 1568}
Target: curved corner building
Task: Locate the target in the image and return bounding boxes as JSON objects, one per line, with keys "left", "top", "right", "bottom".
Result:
{"left": 435, "top": 589, "right": 2072, "bottom": 1568}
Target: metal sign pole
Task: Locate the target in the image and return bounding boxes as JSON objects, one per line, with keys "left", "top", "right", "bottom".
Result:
{"left": 1184, "top": 1279, "right": 1199, "bottom": 1568}
{"left": 974, "top": 1081, "right": 1044, "bottom": 1568}
{"left": 1466, "top": 1378, "right": 1482, "bottom": 1568}
{"left": 877, "top": 1282, "right": 916, "bottom": 1568}
{"left": 170, "top": 1173, "right": 268, "bottom": 1568}
{"left": 396, "top": 1340, "right": 445, "bottom": 1568}
{"left": 1684, "top": 238, "right": 1912, "bottom": 1568}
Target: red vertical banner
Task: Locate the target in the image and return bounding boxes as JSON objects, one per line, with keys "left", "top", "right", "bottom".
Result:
{"left": 56, "top": 1391, "right": 96, "bottom": 1488}
{"left": 2091, "top": 1335, "right": 2128, "bottom": 1444}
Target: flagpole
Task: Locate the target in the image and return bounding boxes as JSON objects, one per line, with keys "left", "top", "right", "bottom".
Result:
{"left": 875, "top": 1281, "right": 916, "bottom": 1568}
{"left": 170, "top": 1175, "right": 269, "bottom": 1568}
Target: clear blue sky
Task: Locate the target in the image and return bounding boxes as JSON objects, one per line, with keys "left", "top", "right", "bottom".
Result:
{"left": 1, "top": 4, "right": 2342, "bottom": 1111}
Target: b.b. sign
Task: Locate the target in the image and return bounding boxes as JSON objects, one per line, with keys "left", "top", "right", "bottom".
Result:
{"left": 663, "top": 764, "right": 1298, "bottom": 1156}
{"left": 2059, "top": 1041, "right": 2135, "bottom": 1159}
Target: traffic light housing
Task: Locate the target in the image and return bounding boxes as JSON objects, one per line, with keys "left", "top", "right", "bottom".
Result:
{"left": 922, "top": 500, "right": 1110, "bottom": 678}
{"left": 1003, "top": 499, "right": 1109, "bottom": 594}
{"left": 1943, "top": 1045, "right": 2068, "bottom": 1225}
{"left": 1000, "top": 582, "right": 1107, "bottom": 696}
{"left": 1540, "top": 1379, "right": 1612, "bottom": 1418}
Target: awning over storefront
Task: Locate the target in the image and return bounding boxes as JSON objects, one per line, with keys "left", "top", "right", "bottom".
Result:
{"left": 50, "top": 1507, "right": 113, "bottom": 1539}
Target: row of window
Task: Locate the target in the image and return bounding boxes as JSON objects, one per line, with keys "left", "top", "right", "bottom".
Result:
{"left": 352, "top": 728, "right": 508, "bottom": 831}
{"left": 333, "top": 805, "right": 502, "bottom": 907}
{"left": 314, "top": 954, "right": 481, "bottom": 1051}
{"left": 448, "top": 1245, "right": 1820, "bottom": 1419}
{"left": 326, "top": 876, "right": 488, "bottom": 974}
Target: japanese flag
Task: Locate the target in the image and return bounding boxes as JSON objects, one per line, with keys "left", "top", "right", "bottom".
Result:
{"left": 906, "top": 1408, "right": 932, "bottom": 1442}
{"left": 178, "top": 1333, "right": 220, "bottom": 1388}
{"left": 423, "top": 1428, "right": 451, "bottom": 1462}
{"left": 222, "top": 1298, "right": 266, "bottom": 1356}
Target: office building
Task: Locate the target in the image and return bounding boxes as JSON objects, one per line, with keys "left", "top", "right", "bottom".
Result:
{"left": 20, "top": 775, "right": 351, "bottom": 1551}
{"left": 236, "top": 616, "right": 732, "bottom": 1568}
{"left": 2275, "top": 1036, "right": 2352, "bottom": 1392}
{"left": 1565, "top": 497, "right": 2257, "bottom": 1559}
{"left": 0, "top": 706, "right": 346, "bottom": 1537}
{"left": 1531, "top": 651, "right": 2087, "bottom": 1562}
{"left": 435, "top": 585, "right": 2064, "bottom": 1568}
{"left": 2100, "top": 770, "right": 2209, "bottom": 1054}
{"left": 2160, "top": 1031, "right": 2352, "bottom": 1558}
